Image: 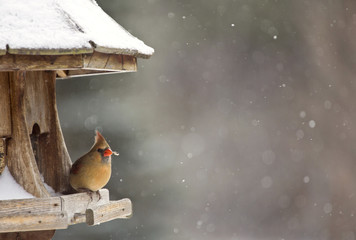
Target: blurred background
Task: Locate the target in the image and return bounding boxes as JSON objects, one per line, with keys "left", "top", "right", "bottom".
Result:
{"left": 54, "top": 0, "right": 356, "bottom": 239}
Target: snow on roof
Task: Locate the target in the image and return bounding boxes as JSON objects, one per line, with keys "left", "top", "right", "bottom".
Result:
{"left": 0, "top": 0, "right": 154, "bottom": 58}
{"left": 0, "top": 167, "right": 34, "bottom": 200}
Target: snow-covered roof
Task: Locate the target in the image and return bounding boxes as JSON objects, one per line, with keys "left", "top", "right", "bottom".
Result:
{"left": 0, "top": 0, "right": 154, "bottom": 58}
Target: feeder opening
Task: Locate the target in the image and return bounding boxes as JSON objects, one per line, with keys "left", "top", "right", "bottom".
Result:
{"left": 30, "top": 123, "right": 40, "bottom": 166}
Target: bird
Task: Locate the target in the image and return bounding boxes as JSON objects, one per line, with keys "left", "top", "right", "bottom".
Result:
{"left": 69, "top": 130, "right": 118, "bottom": 198}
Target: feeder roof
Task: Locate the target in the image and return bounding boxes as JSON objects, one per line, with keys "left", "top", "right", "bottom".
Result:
{"left": 0, "top": 0, "right": 154, "bottom": 58}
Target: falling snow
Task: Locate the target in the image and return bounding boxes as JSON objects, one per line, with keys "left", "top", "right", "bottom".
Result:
{"left": 309, "top": 120, "right": 316, "bottom": 128}
{"left": 299, "top": 111, "right": 306, "bottom": 118}
{"left": 53, "top": 0, "right": 356, "bottom": 239}
{"left": 296, "top": 129, "right": 304, "bottom": 140}
{"left": 324, "top": 100, "right": 332, "bottom": 109}
{"left": 261, "top": 176, "right": 273, "bottom": 188}
{"left": 303, "top": 176, "right": 310, "bottom": 183}
{"left": 323, "top": 203, "right": 333, "bottom": 214}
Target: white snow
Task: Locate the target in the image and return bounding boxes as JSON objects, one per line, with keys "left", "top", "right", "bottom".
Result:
{"left": 323, "top": 203, "right": 333, "bottom": 214}
{"left": 296, "top": 129, "right": 304, "bottom": 140}
{"left": 299, "top": 111, "right": 306, "bottom": 118}
{"left": 0, "top": 0, "right": 153, "bottom": 57}
{"left": 303, "top": 176, "right": 310, "bottom": 183}
{"left": 0, "top": 0, "right": 91, "bottom": 51}
{"left": 168, "top": 12, "right": 175, "bottom": 19}
{"left": 324, "top": 100, "right": 332, "bottom": 109}
{"left": 58, "top": 0, "right": 154, "bottom": 56}
{"left": 40, "top": 174, "right": 61, "bottom": 197}
{"left": 0, "top": 166, "right": 34, "bottom": 200}
{"left": 309, "top": 120, "right": 316, "bottom": 128}
{"left": 43, "top": 181, "right": 58, "bottom": 196}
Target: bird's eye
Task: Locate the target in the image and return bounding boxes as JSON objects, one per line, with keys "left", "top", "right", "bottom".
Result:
{"left": 97, "top": 148, "right": 104, "bottom": 153}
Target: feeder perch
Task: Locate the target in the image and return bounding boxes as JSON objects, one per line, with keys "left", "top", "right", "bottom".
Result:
{"left": 0, "top": 189, "right": 132, "bottom": 233}
{"left": 0, "top": 0, "right": 153, "bottom": 239}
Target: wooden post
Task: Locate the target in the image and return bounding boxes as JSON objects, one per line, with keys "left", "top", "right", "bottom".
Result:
{"left": 0, "top": 138, "right": 5, "bottom": 175}
{"left": 3, "top": 71, "right": 55, "bottom": 240}
{"left": 7, "top": 71, "right": 50, "bottom": 198}
{"left": 33, "top": 71, "right": 72, "bottom": 193}
{"left": 0, "top": 72, "right": 11, "bottom": 138}
{"left": 4, "top": 70, "right": 72, "bottom": 194}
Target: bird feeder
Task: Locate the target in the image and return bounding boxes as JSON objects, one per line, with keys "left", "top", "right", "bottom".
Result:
{"left": 0, "top": 0, "right": 153, "bottom": 239}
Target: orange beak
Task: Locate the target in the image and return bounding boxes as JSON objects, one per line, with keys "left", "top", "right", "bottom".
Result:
{"left": 104, "top": 148, "right": 113, "bottom": 157}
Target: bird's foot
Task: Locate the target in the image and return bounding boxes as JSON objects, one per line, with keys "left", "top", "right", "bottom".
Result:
{"left": 87, "top": 191, "right": 94, "bottom": 201}
{"left": 78, "top": 188, "right": 95, "bottom": 201}
{"left": 95, "top": 190, "right": 102, "bottom": 201}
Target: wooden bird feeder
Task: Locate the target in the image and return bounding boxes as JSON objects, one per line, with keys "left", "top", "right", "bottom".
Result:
{"left": 0, "top": 0, "right": 153, "bottom": 239}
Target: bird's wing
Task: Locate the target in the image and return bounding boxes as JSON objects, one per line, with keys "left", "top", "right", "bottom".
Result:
{"left": 70, "top": 159, "right": 83, "bottom": 175}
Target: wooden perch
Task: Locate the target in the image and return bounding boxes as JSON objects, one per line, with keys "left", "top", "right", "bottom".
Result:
{"left": 0, "top": 189, "right": 131, "bottom": 233}
{"left": 86, "top": 198, "right": 132, "bottom": 225}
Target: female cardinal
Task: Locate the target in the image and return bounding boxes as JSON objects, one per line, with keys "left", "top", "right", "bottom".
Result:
{"left": 69, "top": 131, "right": 118, "bottom": 195}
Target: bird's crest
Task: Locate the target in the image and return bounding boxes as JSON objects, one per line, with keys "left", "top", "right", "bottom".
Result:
{"left": 95, "top": 130, "right": 105, "bottom": 143}
{"left": 91, "top": 130, "right": 110, "bottom": 151}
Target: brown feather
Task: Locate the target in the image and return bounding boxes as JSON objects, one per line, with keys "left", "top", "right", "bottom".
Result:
{"left": 70, "top": 160, "right": 81, "bottom": 175}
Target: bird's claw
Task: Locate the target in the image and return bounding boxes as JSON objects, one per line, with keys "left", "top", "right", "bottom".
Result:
{"left": 84, "top": 190, "right": 102, "bottom": 201}
{"left": 87, "top": 191, "right": 94, "bottom": 201}
{"left": 95, "top": 190, "right": 102, "bottom": 201}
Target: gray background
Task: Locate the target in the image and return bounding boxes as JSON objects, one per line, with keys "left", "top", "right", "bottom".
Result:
{"left": 54, "top": 0, "right": 356, "bottom": 239}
